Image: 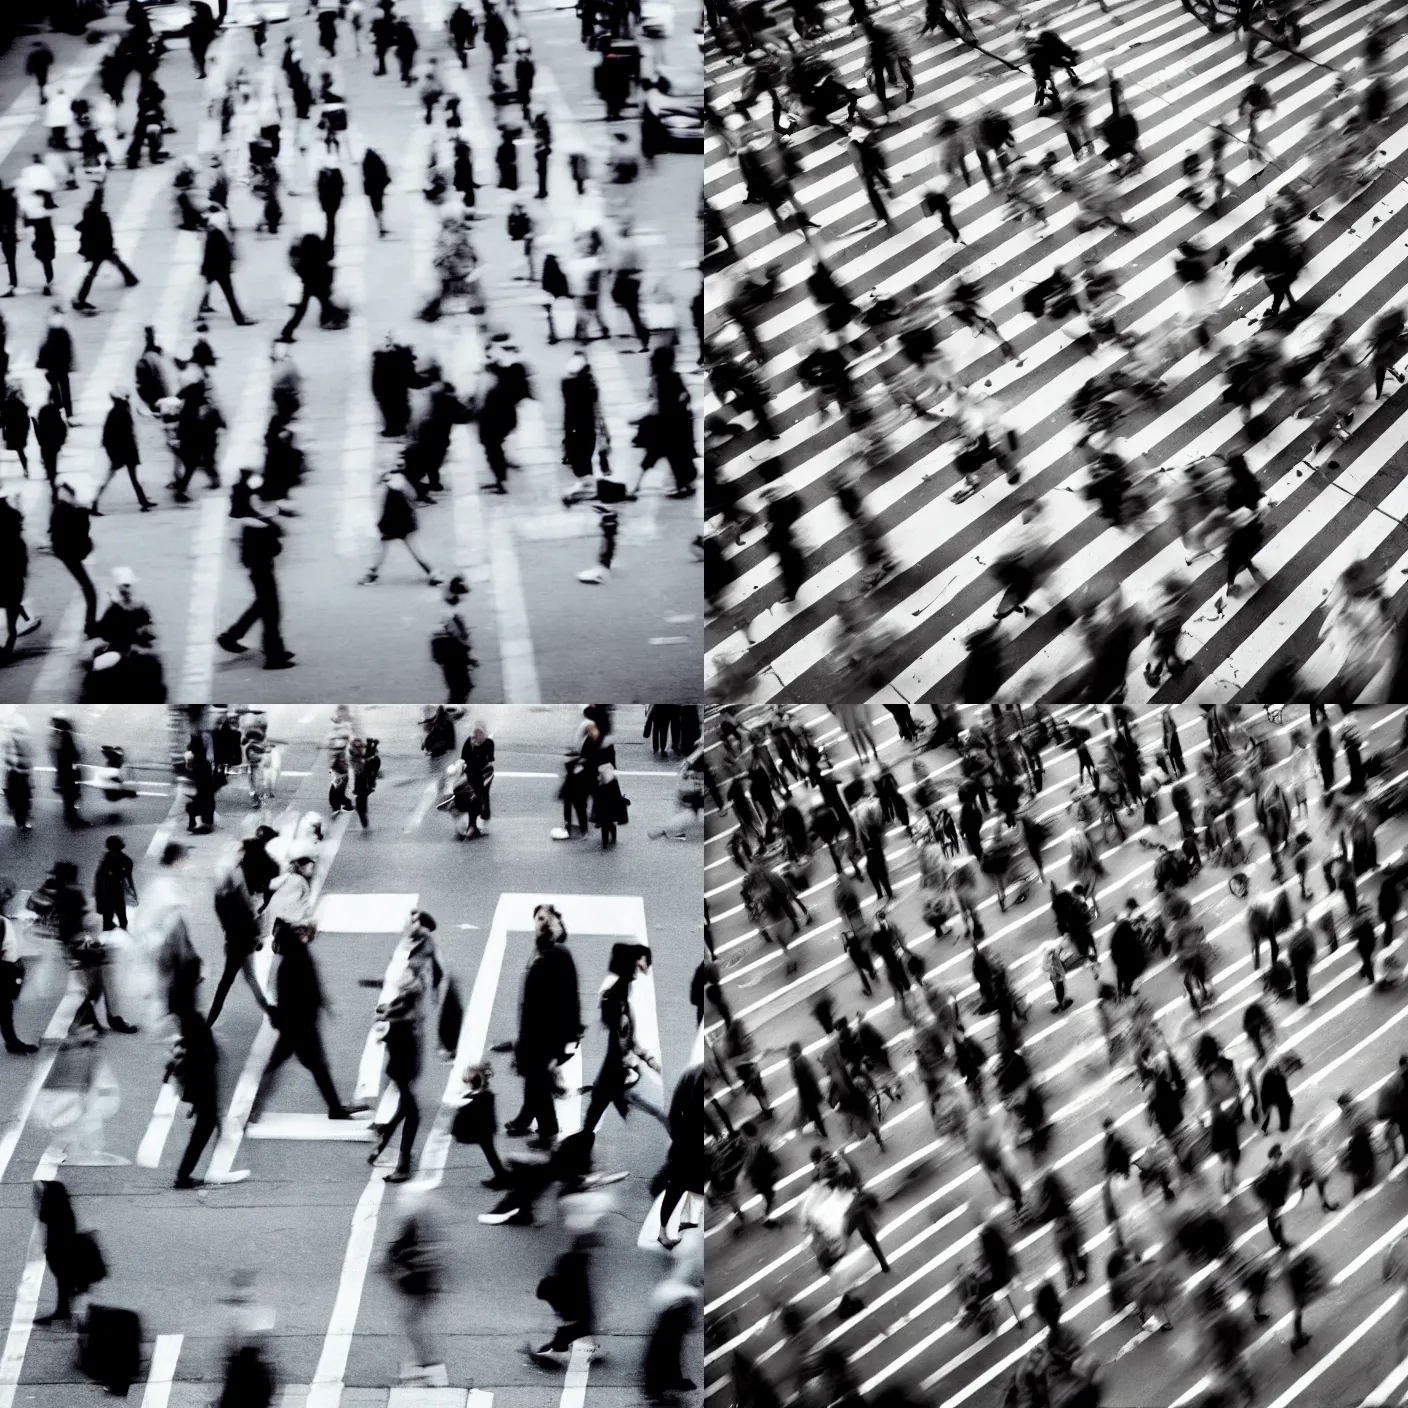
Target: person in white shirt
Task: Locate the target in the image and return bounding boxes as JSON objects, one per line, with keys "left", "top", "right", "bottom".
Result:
{"left": 0, "top": 903, "right": 38, "bottom": 1054}
{"left": 16, "top": 154, "right": 57, "bottom": 292}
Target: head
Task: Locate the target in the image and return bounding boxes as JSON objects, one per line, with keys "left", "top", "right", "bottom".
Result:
{"left": 161, "top": 841, "right": 189, "bottom": 870}
{"left": 533, "top": 903, "right": 565, "bottom": 945}
{"left": 105, "top": 835, "right": 125, "bottom": 854}
{"left": 112, "top": 566, "right": 136, "bottom": 604}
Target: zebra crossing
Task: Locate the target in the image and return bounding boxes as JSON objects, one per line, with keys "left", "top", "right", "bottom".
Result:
{"left": 704, "top": 0, "right": 1408, "bottom": 703}
{"left": 701, "top": 703, "right": 1408, "bottom": 1408}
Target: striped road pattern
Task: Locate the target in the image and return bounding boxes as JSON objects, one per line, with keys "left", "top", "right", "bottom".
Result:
{"left": 702, "top": 703, "right": 1408, "bottom": 1408}
{"left": 704, "top": 0, "right": 1408, "bottom": 703}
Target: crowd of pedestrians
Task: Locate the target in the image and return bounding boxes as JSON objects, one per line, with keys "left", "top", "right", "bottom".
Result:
{"left": 706, "top": 703, "right": 1408, "bottom": 1408}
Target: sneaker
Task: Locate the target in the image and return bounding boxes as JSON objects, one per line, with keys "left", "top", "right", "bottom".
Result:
{"left": 479, "top": 1207, "right": 533, "bottom": 1225}
{"left": 108, "top": 1017, "right": 140, "bottom": 1034}
{"left": 216, "top": 633, "right": 247, "bottom": 654}
{"left": 262, "top": 654, "right": 296, "bottom": 670}
{"left": 5, "top": 1042, "right": 39, "bottom": 1055}
{"left": 173, "top": 1175, "right": 205, "bottom": 1189}
{"left": 578, "top": 565, "right": 609, "bottom": 584}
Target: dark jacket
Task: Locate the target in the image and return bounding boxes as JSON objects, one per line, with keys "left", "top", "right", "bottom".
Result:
{"left": 516, "top": 941, "right": 582, "bottom": 1067}
{"left": 49, "top": 497, "right": 91, "bottom": 562}
{"left": 201, "top": 225, "right": 235, "bottom": 280}
{"left": 102, "top": 397, "right": 139, "bottom": 466}
{"left": 275, "top": 936, "right": 325, "bottom": 1021}
{"left": 362, "top": 149, "right": 391, "bottom": 198}
{"left": 76, "top": 198, "right": 116, "bottom": 262}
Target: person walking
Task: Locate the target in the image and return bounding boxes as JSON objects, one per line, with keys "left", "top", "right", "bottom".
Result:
{"left": 197, "top": 205, "right": 254, "bottom": 328}
{"left": 369, "top": 964, "right": 434, "bottom": 1182}
{"left": 360, "top": 470, "right": 441, "bottom": 584}
{"left": 92, "top": 835, "right": 136, "bottom": 931}
{"left": 169, "top": 1007, "right": 223, "bottom": 1188}
{"left": 383, "top": 1186, "right": 448, "bottom": 1385}
{"left": 2, "top": 380, "right": 29, "bottom": 478}
{"left": 277, "top": 222, "right": 345, "bottom": 343}
{"left": 460, "top": 722, "right": 495, "bottom": 826}
{"left": 17, "top": 154, "right": 57, "bottom": 294}
{"left": 316, "top": 159, "right": 345, "bottom": 255}
{"left": 49, "top": 484, "right": 98, "bottom": 638}
{"left": 0, "top": 179, "right": 18, "bottom": 296}
{"left": 362, "top": 148, "right": 391, "bottom": 237}
{"left": 71, "top": 184, "right": 138, "bottom": 313}
{"left": 33, "top": 383, "right": 68, "bottom": 498}
{"left": 506, "top": 906, "right": 583, "bottom": 1149}
{"left": 1253, "top": 1143, "right": 1295, "bottom": 1248}
{"left": 216, "top": 511, "right": 295, "bottom": 669}
{"left": 206, "top": 848, "right": 272, "bottom": 1027}
{"left": 93, "top": 393, "right": 153, "bottom": 513}
{"left": 247, "top": 910, "right": 358, "bottom": 1123}
{"left": 0, "top": 902, "right": 38, "bottom": 1053}
{"left": 36, "top": 309, "right": 73, "bottom": 419}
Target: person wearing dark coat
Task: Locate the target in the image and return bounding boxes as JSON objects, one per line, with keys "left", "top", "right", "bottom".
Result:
{"left": 2, "top": 380, "right": 29, "bottom": 476}
{"left": 1110, "top": 904, "right": 1147, "bottom": 999}
{"left": 0, "top": 180, "right": 17, "bottom": 296}
{"left": 49, "top": 483, "right": 98, "bottom": 637}
{"left": 93, "top": 835, "right": 136, "bottom": 930}
{"left": 33, "top": 1179, "right": 82, "bottom": 1323}
{"left": 32, "top": 384, "right": 66, "bottom": 496}
{"left": 1259, "top": 1056, "right": 1294, "bottom": 1134}
{"left": 370, "top": 336, "right": 427, "bottom": 438}
{"left": 206, "top": 854, "right": 271, "bottom": 1026}
{"left": 217, "top": 514, "right": 293, "bottom": 668}
{"left": 362, "top": 148, "right": 391, "bottom": 236}
{"left": 654, "top": 1065, "right": 704, "bottom": 1248}
{"left": 452, "top": 139, "right": 476, "bottom": 209}
{"left": 477, "top": 361, "right": 524, "bottom": 493}
{"left": 0, "top": 491, "right": 37, "bottom": 657}
{"left": 72, "top": 186, "right": 138, "bottom": 312}
{"left": 362, "top": 470, "right": 440, "bottom": 583}
{"left": 496, "top": 129, "right": 519, "bottom": 190}
{"left": 405, "top": 373, "right": 472, "bottom": 496}
{"left": 93, "top": 393, "right": 152, "bottom": 512}
{"left": 1253, "top": 1144, "right": 1294, "bottom": 1248}
{"left": 1288, "top": 922, "right": 1316, "bottom": 1005}
{"left": 560, "top": 352, "right": 600, "bottom": 484}
{"left": 394, "top": 18, "right": 420, "bottom": 84}
{"left": 593, "top": 762, "right": 627, "bottom": 847}
{"left": 450, "top": 2, "right": 478, "bottom": 62}
{"left": 642, "top": 345, "right": 697, "bottom": 496}
{"left": 789, "top": 1040, "right": 828, "bottom": 1137}
{"left": 316, "top": 163, "right": 345, "bottom": 254}
{"left": 277, "top": 230, "right": 345, "bottom": 343}
{"left": 170, "top": 1007, "right": 222, "bottom": 1187}
{"left": 172, "top": 380, "right": 225, "bottom": 499}
{"left": 247, "top": 924, "right": 356, "bottom": 1121}
{"left": 198, "top": 214, "right": 253, "bottom": 326}
{"left": 507, "top": 913, "right": 583, "bottom": 1147}
{"left": 582, "top": 944, "right": 666, "bottom": 1133}
{"left": 36, "top": 316, "right": 73, "bottom": 420}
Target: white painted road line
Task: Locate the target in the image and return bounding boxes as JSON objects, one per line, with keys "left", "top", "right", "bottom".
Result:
{"left": 0, "top": 986, "right": 83, "bottom": 1185}
{"left": 244, "top": 1113, "right": 376, "bottom": 1140}
{"left": 135, "top": 1082, "right": 181, "bottom": 1169}
{"left": 1265, "top": 1291, "right": 1404, "bottom": 1408}
{"left": 405, "top": 776, "right": 443, "bottom": 833}
{"left": 1364, "top": 1334, "right": 1408, "bottom": 1406}
{"left": 305, "top": 1175, "right": 388, "bottom": 1408}
{"left": 139, "top": 1334, "right": 183, "bottom": 1408}
{"left": 559, "top": 1337, "right": 595, "bottom": 1408}
{"left": 0, "top": 1223, "right": 49, "bottom": 1408}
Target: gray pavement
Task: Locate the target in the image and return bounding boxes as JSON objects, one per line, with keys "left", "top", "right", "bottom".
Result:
{"left": 0, "top": 705, "right": 704, "bottom": 1406}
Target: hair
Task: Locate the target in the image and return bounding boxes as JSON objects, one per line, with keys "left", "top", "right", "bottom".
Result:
{"left": 415, "top": 910, "right": 437, "bottom": 932}
{"left": 607, "top": 942, "right": 650, "bottom": 980}
{"left": 105, "top": 835, "right": 125, "bottom": 852}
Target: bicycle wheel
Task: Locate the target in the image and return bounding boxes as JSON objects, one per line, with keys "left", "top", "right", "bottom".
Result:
{"left": 1229, "top": 871, "right": 1250, "bottom": 898}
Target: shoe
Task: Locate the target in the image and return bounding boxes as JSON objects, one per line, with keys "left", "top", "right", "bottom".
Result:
{"left": 578, "top": 566, "right": 609, "bottom": 584}
{"left": 665, "top": 487, "right": 695, "bottom": 499}
{"left": 262, "top": 654, "right": 296, "bottom": 670}
{"left": 504, "top": 1121, "right": 532, "bottom": 1137}
{"left": 108, "top": 1017, "right": 140, "bottom": 1034}
{"left": 1253, "top": 1310, "right": 1271, "bottom": 1323}
{"left": 385, "top": 1167, "right": 411, "bottom": 1183}
{"left": 328, "top": 1107, "right": 354, "bottom": 1120}
{"left": 71, "top": 300, "right": 96, "bottom": 312}
{"left": 5, "top": 1042, "right": 38, "bottom": 1055}
{"left": 173, "top": 1175, "right": 205, "bottom": 1189}
{"left": 216, "top": 633, "right": 247, "bottom": 654}
{"left": 479, "top": 1207, "right": 532, "bottom": 1225}
{"left": 359, "top": 571, "right": 378, "bottom": 584}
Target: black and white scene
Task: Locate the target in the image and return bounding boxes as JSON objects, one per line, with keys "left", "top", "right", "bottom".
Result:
{"left": 703, "top": 702, "right": 1408, "bottom": 1408}
{"left": 0, "top": 0, "right": 703, "bottom": 704}
{"left": 702, "top": 0, "right": 1408, "bottom": 704}
{"left": 0, "top": 702, "right": 706, "bottom": 1405}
